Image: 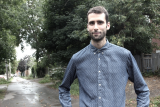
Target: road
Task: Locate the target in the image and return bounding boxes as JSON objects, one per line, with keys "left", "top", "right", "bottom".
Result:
{"left": 0, "top": 77, "right": 79, "bottom": 107}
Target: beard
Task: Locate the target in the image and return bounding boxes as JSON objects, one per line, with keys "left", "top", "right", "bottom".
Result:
{"left": 89, "top": 30, "right": 106, "bottom": 42}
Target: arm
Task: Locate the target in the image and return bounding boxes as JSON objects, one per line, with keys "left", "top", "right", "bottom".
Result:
{"left": 59, "top": 56, "right": 77, "bottom": 107}
{"left": 127, "top": 52, "right": 150, "bottom": 107}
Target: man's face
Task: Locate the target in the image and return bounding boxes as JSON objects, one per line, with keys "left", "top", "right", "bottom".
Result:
{"left": 87, "top": 13, "right": 110, "bottom": 42}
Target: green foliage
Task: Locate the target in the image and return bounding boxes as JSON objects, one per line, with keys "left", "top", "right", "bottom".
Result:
{"left": 11, "top": 60, "right": 18, "bottom": 74}
{"left": 106, "top": 0, "right": 160, "bottom": 55}
{"left": 50, "top": 71, "right": 65, "bottom": 80}
{"left": 142, "top": 69, "right": 160, "bottom": 77}
{"left": 0, "top": 78, "right": 11, "bottom": 84}
{"left": 0, "top": 88, "right": 7, "bottom": 99}
{"left": 149, "top": 96, "right": 160, "bottom": 107}
{"left": 41, "top": 0, "right": 95, "bottom": 64}
{"left": 0, "top": 0, "right": 24, "bottom": 69}
{"left": 36, "top": 66, "right": 46, "bottom": 78}
{"left": 70, "top": 79, "right": 79, "bottom": 96}
{"left": 52, "top": 79, "right": 79, "bottom": 96}
{"left": 41, "top": 0, "right": 160, "bottom": 66}
{"left": 39, "top": 74, "right": 51, "bottom": 83}
{"left": 23, "top": 74, "right": 34, "bottom": 80}
{"left": 0, "top": 62, "right": 6, "bottom": 74}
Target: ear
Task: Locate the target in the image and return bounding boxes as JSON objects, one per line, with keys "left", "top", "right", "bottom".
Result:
{"left": 106, "top": 22, "right": 110, "bottom": 30}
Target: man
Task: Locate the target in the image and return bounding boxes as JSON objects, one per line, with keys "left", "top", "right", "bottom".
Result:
{"left": 59, "top": 6, "right": 150, "bottom": 107}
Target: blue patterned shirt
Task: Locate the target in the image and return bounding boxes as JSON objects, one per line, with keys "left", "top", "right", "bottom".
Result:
{"left": 59, "top": 41, "right": 150, "bottom": 107}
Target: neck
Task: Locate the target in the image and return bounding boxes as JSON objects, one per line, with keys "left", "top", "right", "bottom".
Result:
{"left": 91, "top": 38, "right": 106, "bottom": 49}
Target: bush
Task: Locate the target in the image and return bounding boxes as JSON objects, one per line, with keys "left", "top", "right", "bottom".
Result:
{"left": 51, "top": 71, "right": 64, "bottom": 80}
{"left": 39, "top": 74, "right": 51, "bottom": 83}
{"left": 36, "top": 67, "right": 46, "bottom": 78}
{"left": 0, "top": 78, "right": 11, "bottom": 84}
{"left": 142, "top": 69, "right": 160, "bottom": 77}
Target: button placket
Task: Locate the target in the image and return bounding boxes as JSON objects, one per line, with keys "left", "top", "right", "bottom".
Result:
{"left": 97, "top": 51, "right": 102, "bottom": 106}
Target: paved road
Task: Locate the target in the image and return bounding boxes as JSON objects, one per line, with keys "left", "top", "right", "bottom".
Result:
{"left": 0, "top": 77, "right": 79, "bottom": 107}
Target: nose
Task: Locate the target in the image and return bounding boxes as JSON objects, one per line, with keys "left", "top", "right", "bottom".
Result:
{"left": 94, "top": 23, "right": 98, "bottom": 30}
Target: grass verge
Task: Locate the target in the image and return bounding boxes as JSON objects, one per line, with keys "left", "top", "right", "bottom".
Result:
{"left": 52, "top": 79, "right": 79, "bottom": 96}
{"left": 39, "top": 75, "right": 51, "bottom": 84}
{"left": 21, "top": 74, "right": 34, "bottom": 80}
{"left": 0, "top": 78, "right": 10, "bottom": 100}
{"left": 125, "top": 96, "right": 160, "bottom": 107}
{"left": 0, "top": 78, "right": 11, "bottom": 84}
{"left": 39, "top": 75, "right": 160, "bottom": 105}
{"left": 0, "top": 88, "right": 7, "bottom": 99}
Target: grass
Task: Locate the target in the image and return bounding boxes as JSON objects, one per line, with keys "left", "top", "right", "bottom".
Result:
{"left": 0, "top": 88, "right": 7, "bottom": 99}
{"left": 21, "top": 74, "right": 34, "bottom": 80}
{"left": 21, "top": 74, "right": 160, "bottom": 106}
{"left": 23, "top": 76, "right": 34, "bottom": 80}
{"left": 52, "top": 79, "right": 79, "bottom": 96}
{"left": 0, "top": 78, "right": 10, "bottom": 100}
{"left": 150, "top": 96, "right": 160, "bottom": 107}
{"left": 70, "top": 79, "right": 79, "bottom": 96}
{"left": 39, "top": 75, "right": 52, "bottom": 84}
{"left": 125, "top": 96, "right": 160, "bottom": 107}
{"left": 0, "top": 78, "right": 11, "bottom": 84}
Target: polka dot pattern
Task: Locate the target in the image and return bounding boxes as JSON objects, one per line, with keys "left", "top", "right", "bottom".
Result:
{"left": 59, "top": 41, "right": 150, "bottom": 107}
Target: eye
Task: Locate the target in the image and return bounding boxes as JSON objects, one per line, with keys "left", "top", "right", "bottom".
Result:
{"left": 97, "top": 21, "right": 104, "bottom": 25}
{"left": 89, "top": 21, "right": 95, "bottom": 26}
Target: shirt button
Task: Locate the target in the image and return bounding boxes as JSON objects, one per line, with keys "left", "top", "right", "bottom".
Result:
{"left": 99, "top": 71, "right": 100, "bottom": 73}
{"left": 99, "top": 58, "right": 100, "bottom": 60}
{"left": 99, "top": 84, "right": 101, "bottom": 86}
{"left": 99, "top": 97, "right": 101, "bottom": 99}
{"left": 94, "top": 53, "right": 96, "bottom": 54}
{"left": 102, "top": 52, "right": 103, "bottom": 54}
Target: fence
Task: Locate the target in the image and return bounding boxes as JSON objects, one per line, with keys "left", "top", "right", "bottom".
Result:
{"left": 134, "top": 53, "right": 160, "bottom": 72}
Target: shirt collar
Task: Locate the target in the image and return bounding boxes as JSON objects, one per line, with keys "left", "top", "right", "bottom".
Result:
{"left": 90, "top": 40, "right": 110, "bottom": 52}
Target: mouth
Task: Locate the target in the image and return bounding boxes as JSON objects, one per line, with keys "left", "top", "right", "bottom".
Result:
{"left": 92, "top": 32, "right": 101, "bottom": 35}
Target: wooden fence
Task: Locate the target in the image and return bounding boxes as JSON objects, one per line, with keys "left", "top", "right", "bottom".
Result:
{"left": 134, "top": 53, "right": 160, "bottom": 72}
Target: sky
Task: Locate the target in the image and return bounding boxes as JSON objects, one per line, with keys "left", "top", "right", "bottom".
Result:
{"left": 15, "top": 41, "right": 36, "bottom": 61}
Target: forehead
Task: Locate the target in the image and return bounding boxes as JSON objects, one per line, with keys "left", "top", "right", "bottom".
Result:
{"left": 88, "top": 13, "right": 106, "bottom": 22}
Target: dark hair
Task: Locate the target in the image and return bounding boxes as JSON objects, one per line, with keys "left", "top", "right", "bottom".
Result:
{"left": 87, "top": 6, "right": 109, "bottom": 22}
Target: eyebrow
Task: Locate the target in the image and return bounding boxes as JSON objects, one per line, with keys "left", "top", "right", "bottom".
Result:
{"left": 88, "top": 20, "right": 104, "bottom": 24}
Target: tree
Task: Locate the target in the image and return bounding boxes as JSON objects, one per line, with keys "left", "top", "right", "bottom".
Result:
{"left": 40, "top": 0, "right": 160, "bottom": 66}
{"left": 41, "top": 0, "right": 97, "bottom": 65}
{"left": 106, "top": 0, "right": 160, "bottom": 55}
{"left": 16, "top": 0, "right": 46, "bottom": 67}
{"left": 0, "top": 0, "right": 24, "bottom": 73}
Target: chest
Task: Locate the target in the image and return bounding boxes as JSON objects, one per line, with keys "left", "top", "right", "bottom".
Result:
{"left": 76, "top": 52, "right": 128, "bottom": 78}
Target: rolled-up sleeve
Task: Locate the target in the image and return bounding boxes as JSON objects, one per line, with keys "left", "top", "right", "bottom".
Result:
{"left": 127, "top": 52, "right": 150, "bottom": 107}
{"left": 59, "top": 56, "right": 77, "bottom": 107}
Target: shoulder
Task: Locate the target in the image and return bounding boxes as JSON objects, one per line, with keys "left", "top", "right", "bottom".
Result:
{"left": 108, "top": 43, "right": 131, "bottom": 56}
{"left": 72, "top": 44, "right": 90, "bottom": 60}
